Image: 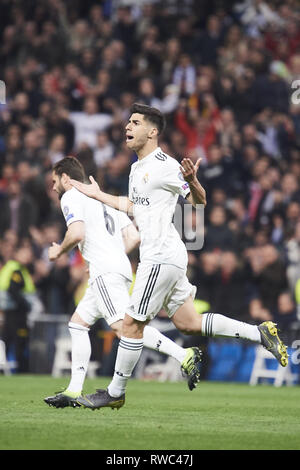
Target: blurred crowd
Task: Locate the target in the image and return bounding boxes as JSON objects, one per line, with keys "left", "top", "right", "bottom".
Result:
{"left": 0, "top": 0, "right": 300, "bottom": 363}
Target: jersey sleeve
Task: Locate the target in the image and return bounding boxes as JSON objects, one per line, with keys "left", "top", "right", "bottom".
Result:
{"left": 60, "top": 189, "right": 84, "bottom": 227}
{"left": 128, "top": 183, "right": 133, "bottom": 202}
{"left": 128, "top": 162, "right": 138, "bottom": 202}
{"left": 162, "top": 161, "right": 190, "bottom": 198}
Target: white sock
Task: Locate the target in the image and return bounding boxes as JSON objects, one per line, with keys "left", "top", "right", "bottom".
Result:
{"left": 202, "top": 313, "right": 261, "bottom": 343}
{"left": 143, "top": 325, "right": 186, "bottom": 363}
{"left": 66, "top": 322, "right": 91, "bottom": 395}
{"left": 107, "top": 336, "right": 143, "bottom": 397}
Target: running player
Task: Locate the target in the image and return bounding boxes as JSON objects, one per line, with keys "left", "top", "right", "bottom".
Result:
{"left": 70, "top": 104, "right": 288, "bottom": 410}
{"left": 44, "top": 156, "right": 203, "bottom": 408}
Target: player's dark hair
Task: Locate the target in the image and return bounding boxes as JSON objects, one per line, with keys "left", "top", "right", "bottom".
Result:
{"left": 53, "top": 156, "right": 85, "bottom": 182}
{"left": 130, "top": 103, "right": 166, "bottom": 135}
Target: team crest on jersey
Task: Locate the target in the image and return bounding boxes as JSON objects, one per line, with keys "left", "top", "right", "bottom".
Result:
{"left": 143, "top": 173, "right": 149, "bottom": 184}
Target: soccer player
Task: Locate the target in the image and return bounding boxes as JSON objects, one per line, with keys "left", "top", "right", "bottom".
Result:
{"left": 44, "top": 157, "right": 203, "bottom": 408}
{"left": 71, "top": 104, "right": 288, "bottom": 410}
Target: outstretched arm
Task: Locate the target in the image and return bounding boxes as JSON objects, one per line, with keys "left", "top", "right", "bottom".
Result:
{"left": 70, "top": 176, "right": 133, "bottom": 215}
{"left": 180, "top": 158, "right": 207, "bottom": 207}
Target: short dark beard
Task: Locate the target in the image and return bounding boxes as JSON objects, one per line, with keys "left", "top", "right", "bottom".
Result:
{"left": 57, "top": 184, "right": 66, "bottom": 200}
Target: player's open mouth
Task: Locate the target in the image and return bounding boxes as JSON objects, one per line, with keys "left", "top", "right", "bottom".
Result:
{"left": 126, "top": 135, "right": 134, "bottom": 141}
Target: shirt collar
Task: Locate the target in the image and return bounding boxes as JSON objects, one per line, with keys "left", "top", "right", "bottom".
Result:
{"left": 136, "top": 147, "right": 161, "bottom": 166}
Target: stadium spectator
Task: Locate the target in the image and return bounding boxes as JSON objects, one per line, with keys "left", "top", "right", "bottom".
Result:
{"left": 64, "top": 96, "right": 114, "bottom": 150}
{"left": 248, "top": 297, "right": 272, "bottom": 324}
{"left": 93, "top": 131, "right": 115, "bottom": 169}
{"left": 274, "top": 291, "right": 297, "bottom": 333}
{"left": 213, "top": 251, "right": 249, "bottom": 319}
{"left": 204, "top": 205, "right": 235, "bottom": 252}
{"left": 194, "top": 14, "right": 224, "bottom": 66}
{"left": 137, "top": 77, "right": 162, "bottom": 109}
{"left": 0, "top": 245, "right": 36, "bottom": 372}
{"left": 172, "top": 53, "right": 197, "bottom": 96}
{"left": 247, "top": 244, "right": 288, "bottom": 312}
{"left": 285, "top": 221, "right": 300, "bottom": 293}
{"left": 0, "top": 179, "right": 38, "bottom": 239}
{"left": 16, "top": 161, "right": 51, "bottom": 227}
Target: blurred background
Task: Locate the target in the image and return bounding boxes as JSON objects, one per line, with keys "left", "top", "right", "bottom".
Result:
{"left": 0, "top": 0, "right": 299, "bottom": 385}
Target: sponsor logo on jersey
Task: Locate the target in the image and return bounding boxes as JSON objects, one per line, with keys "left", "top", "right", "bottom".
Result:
{"left": 132, "top": 186, "right": 150, "bottom": 205}
{"left": 132, "top": 195, "right": 150, "bottom": 206}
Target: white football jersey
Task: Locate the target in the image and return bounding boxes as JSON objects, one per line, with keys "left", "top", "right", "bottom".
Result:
{"left": 60, "top": 187, "right": 133, "bottom": 282}
{"left": 128, "top": 147, "right": 190, "bottom": 269}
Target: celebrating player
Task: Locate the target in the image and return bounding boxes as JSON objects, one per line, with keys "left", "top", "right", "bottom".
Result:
{"left": 44, "top": 156, "right": 203, "bottom": 408}
{"left": 70, "top": 104, "right": 288, "bottom": 411}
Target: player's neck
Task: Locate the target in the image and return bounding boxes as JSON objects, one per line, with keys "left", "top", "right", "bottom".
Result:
{"left": 64, "top": 182, "right": 73, "bottom": 192}
{"left": 136, "top": 140, "right": 159, "bottom": 160}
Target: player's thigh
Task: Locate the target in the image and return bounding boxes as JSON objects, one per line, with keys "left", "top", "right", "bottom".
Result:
{"left": 164, "top": 272, "right": 197, "bottom": 319}
{"left": 75, "top": 284, "right": 100, "bottom": 326}
{"left": 76, "top": 274, "right": 130, "bottom": 327}
{"left": 110, "top": 319, "right": 123, "bottom": 338}
{"left": 128, "top": 263, "right": 177, "bottom": 322}
{"left": 92, "top": 273, "right": 131, "bottom": 326}
{"left": 171, "top": 295, "right": 203, "bottom": 334}
{"left": 71, "top": 311, "right": 90, "bottom": 328}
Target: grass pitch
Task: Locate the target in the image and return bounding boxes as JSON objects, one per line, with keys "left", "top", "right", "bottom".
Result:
{"left": 0, "top": 375, "right": 299, "bottom": 450}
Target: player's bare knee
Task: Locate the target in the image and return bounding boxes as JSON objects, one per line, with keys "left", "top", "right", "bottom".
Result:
{"left": 178, "top": 325, "right": 199, "bottom": 335}
{"left": 122, "top": 313, "right": 145, "bottom": 338}
{"left": 71, "top": 311, "right": 90, "bottom": 328}
{"left": 172, "top": 308, "right": 203, "bottom": 335}
{"left": 114, "top": 329, "right": 122, "bottom": 339}
{"left": 110, "top": 320, "right": 123, "bottom": 339}
{"left": 174, "top": 319, "right": 201, "bottom": 335}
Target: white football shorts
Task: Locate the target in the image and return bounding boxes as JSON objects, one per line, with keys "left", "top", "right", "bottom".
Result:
{"left": 76, "top": 273, "right": 131, "bottom": 326}
{"left": 127, "top": 263, "right": 196, "bottom": 322}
